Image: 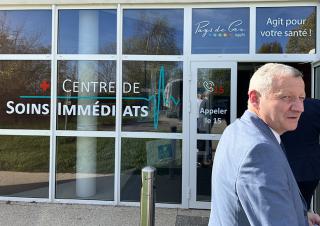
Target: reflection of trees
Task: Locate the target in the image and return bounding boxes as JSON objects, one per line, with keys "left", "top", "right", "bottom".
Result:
{"left": 0, "top": 61, "right": 51, "bottom": 122}
{"left": 100, "top": 43, "right": 116, "bottom": 54}
{"left": 123, "top": 12, "right": 180, "bottom": 55}
{"left": 0, "top": 136, "right": 49, "bottom": 172}
{"left": 258, "top": 41, "right": 283, "bottom": 53}
{"left": 0, "top": 12, "right": 50, "bottom": 54}
{"left": 286, "top": 11, "right": 316, "bottom": 53}
{"left": 56, "top": 137, "right": 114, "bottom": 174}
{"left": 123, "top": 61, "right": 144, "bottom": 91}
{"left": 57, "top": 61, "right": 77, "bottom": 95}
{"left": 121, "top": 139, "right": 147, "bottom": 172}
{"left": 124, "top": 61, "right": 182, "bottom": 95}
{"left": 98, "top": 61, "right": 117, "bottom": 94}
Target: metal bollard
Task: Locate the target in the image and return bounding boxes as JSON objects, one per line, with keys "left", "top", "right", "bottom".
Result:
{"left": 140, "top": 166, "right": 156, "bottom": 226}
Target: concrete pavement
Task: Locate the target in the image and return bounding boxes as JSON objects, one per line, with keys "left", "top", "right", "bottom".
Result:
{"left": 0, "top": 201, "right": 210, "bottom": 226}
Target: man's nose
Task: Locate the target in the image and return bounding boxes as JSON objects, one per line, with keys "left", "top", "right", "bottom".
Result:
{"left": 291, "top": 99, "right": 304, "bottom": 112}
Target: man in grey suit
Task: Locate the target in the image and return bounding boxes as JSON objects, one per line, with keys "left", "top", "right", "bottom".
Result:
{"left": 208, "top": 63, "right": 320, "bottom": 226}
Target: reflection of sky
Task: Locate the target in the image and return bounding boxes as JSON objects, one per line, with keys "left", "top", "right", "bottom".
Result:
{"left": 256, "top": 6, "right": 315, "bottom": 52}
{"left": 192, "top": 8, "right": 250, "bottom": 54}
{"left": 123, "top": 9, "right": 184, "bottom": 54}
{"left": 0, "top": 10, "right": 51, "bottom": 48}
{"left": 58, "top": 10, "right": 117, "bottom": 54}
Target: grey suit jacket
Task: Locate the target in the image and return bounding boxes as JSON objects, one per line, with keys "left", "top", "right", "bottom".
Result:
{"left": 208, "top": 110, "right": 308, "bottom": 226}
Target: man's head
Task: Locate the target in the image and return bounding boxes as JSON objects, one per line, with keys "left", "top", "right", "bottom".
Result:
{"left": 248, "top": 63, "right": 305, "bottom": 135}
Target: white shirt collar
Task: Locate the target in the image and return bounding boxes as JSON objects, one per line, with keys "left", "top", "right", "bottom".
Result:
{"left": 269, "top": 127, "right": 281, "bottom": 144}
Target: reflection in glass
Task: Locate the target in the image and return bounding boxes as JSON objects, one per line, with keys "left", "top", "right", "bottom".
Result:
{"left": 256, "top": 6, "right": 316, "bottom": 54}
{"left": 316, "top": 67, "right": 320, "bottom": 99}
{"left": 123, "top": 9, "right": 183, "bottom": 55}
{"left": 196, "top": 140, "right": 217, "bottom": 202}
{"left": 0, "top": 61, "right": 51, "bottom": 129}
{"left": 0, "top": 136, "right": 49, "bottom": 198}
{"left": 0, "top": 10, "right": 51, "bottom": 54}
{"left": 56, "top": 137, "right": 115, "bottom": 200}
{"left": 122, "top": 61, "right": 183, "bottom": 132}
{"left": 58, "top": 9, "right": 117, "bottom": 54}
{"left": 192, "top": 8, "right": 250, "bottom": 54}
{"left": 197, "top": 68, "right": 230, "bottom": 134}
{"left": 121, "top": 138, "right": 182, "bottom": 203}
{"left": 57, "top": 61, "right": 116, "bottom": 131}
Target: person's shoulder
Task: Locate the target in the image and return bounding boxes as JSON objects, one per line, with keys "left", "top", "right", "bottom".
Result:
{"left": 222, "top": 117, "right": 271, "bottom": 147}
{"left": 251, "top": 141, "right": 279, "bottom": 153}
{"left": 237, "top": 141, "right": 286, "bottom": 182}
{"left": 243, "top": 142, "right": 284, "bottom": 169}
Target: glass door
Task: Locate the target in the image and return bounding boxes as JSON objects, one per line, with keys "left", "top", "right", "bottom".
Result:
{"left": 189, "top": 62, "right": 237, "bottom": 208}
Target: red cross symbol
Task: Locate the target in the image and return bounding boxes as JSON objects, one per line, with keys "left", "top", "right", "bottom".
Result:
{"left": 40, "top": 80, "right": 50, "bottom": 92}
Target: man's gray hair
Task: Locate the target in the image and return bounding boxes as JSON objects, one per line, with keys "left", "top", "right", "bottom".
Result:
{"left": 248, "top": 63, "right": 303, "bottom": 95}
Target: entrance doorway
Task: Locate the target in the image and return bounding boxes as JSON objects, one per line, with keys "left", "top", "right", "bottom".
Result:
{"left": 188, "top": 61, "right": 312, "bottom": 209}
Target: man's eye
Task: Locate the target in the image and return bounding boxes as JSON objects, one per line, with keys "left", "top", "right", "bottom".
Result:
{"left": 279, "top": 96, "right": 305, "bottom": 103}
{"left": 281, "top": 96, "right": 290, "bottom": 100}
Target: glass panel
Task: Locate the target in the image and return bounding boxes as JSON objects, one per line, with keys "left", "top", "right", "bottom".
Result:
{"left": 58, "top": 9, "right": 117, "bottom": 54}
{"left": 0, "top": 10, "right": 51, "bottom": 54}
{"left": 123, "top": 9, "right": 183, "bottom": 55}
{"left": 56, "top": 137, "right": 115, "bottom": 200}
{"left": 122, "top": 61, "right": 183, "bottom": 132}
{"left": 0, "top": 61, "right": 51, "bottom": 129}
{"left": 57, "top": 61, "right": 116, "bottom": 131}
{"left": 315, "top": 185, "right": 320, "bottom": 213}
{"left": 0, "top": 136, "right": 49, "bottom": 198}
{"left": 197, "top": 68, "right": 230, "bottom": 134}
{"left": 196, "top": 140, "right": 218, "bottom": 201}
{"left": 312, "top": 65, "right": 320, "bottom": 212}
{"left": 256, "top": 6, "right": 316, "bottom": 54}
{"left": 121, "top": 138, "right": 182, "bottom": 204}
{"left": 192, "top": 8, "right": 250, "bottom": 54}
{"left": 315, "top": 66, "right": 320, "bottom": 99}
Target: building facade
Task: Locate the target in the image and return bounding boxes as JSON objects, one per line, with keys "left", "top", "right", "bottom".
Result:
{"left": 0, "top": 0, "right": 319, "bottom": 209}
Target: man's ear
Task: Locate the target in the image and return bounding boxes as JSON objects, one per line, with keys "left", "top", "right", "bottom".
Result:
{"left": 248, "top": 90, "right": 260, "bottom": 108}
